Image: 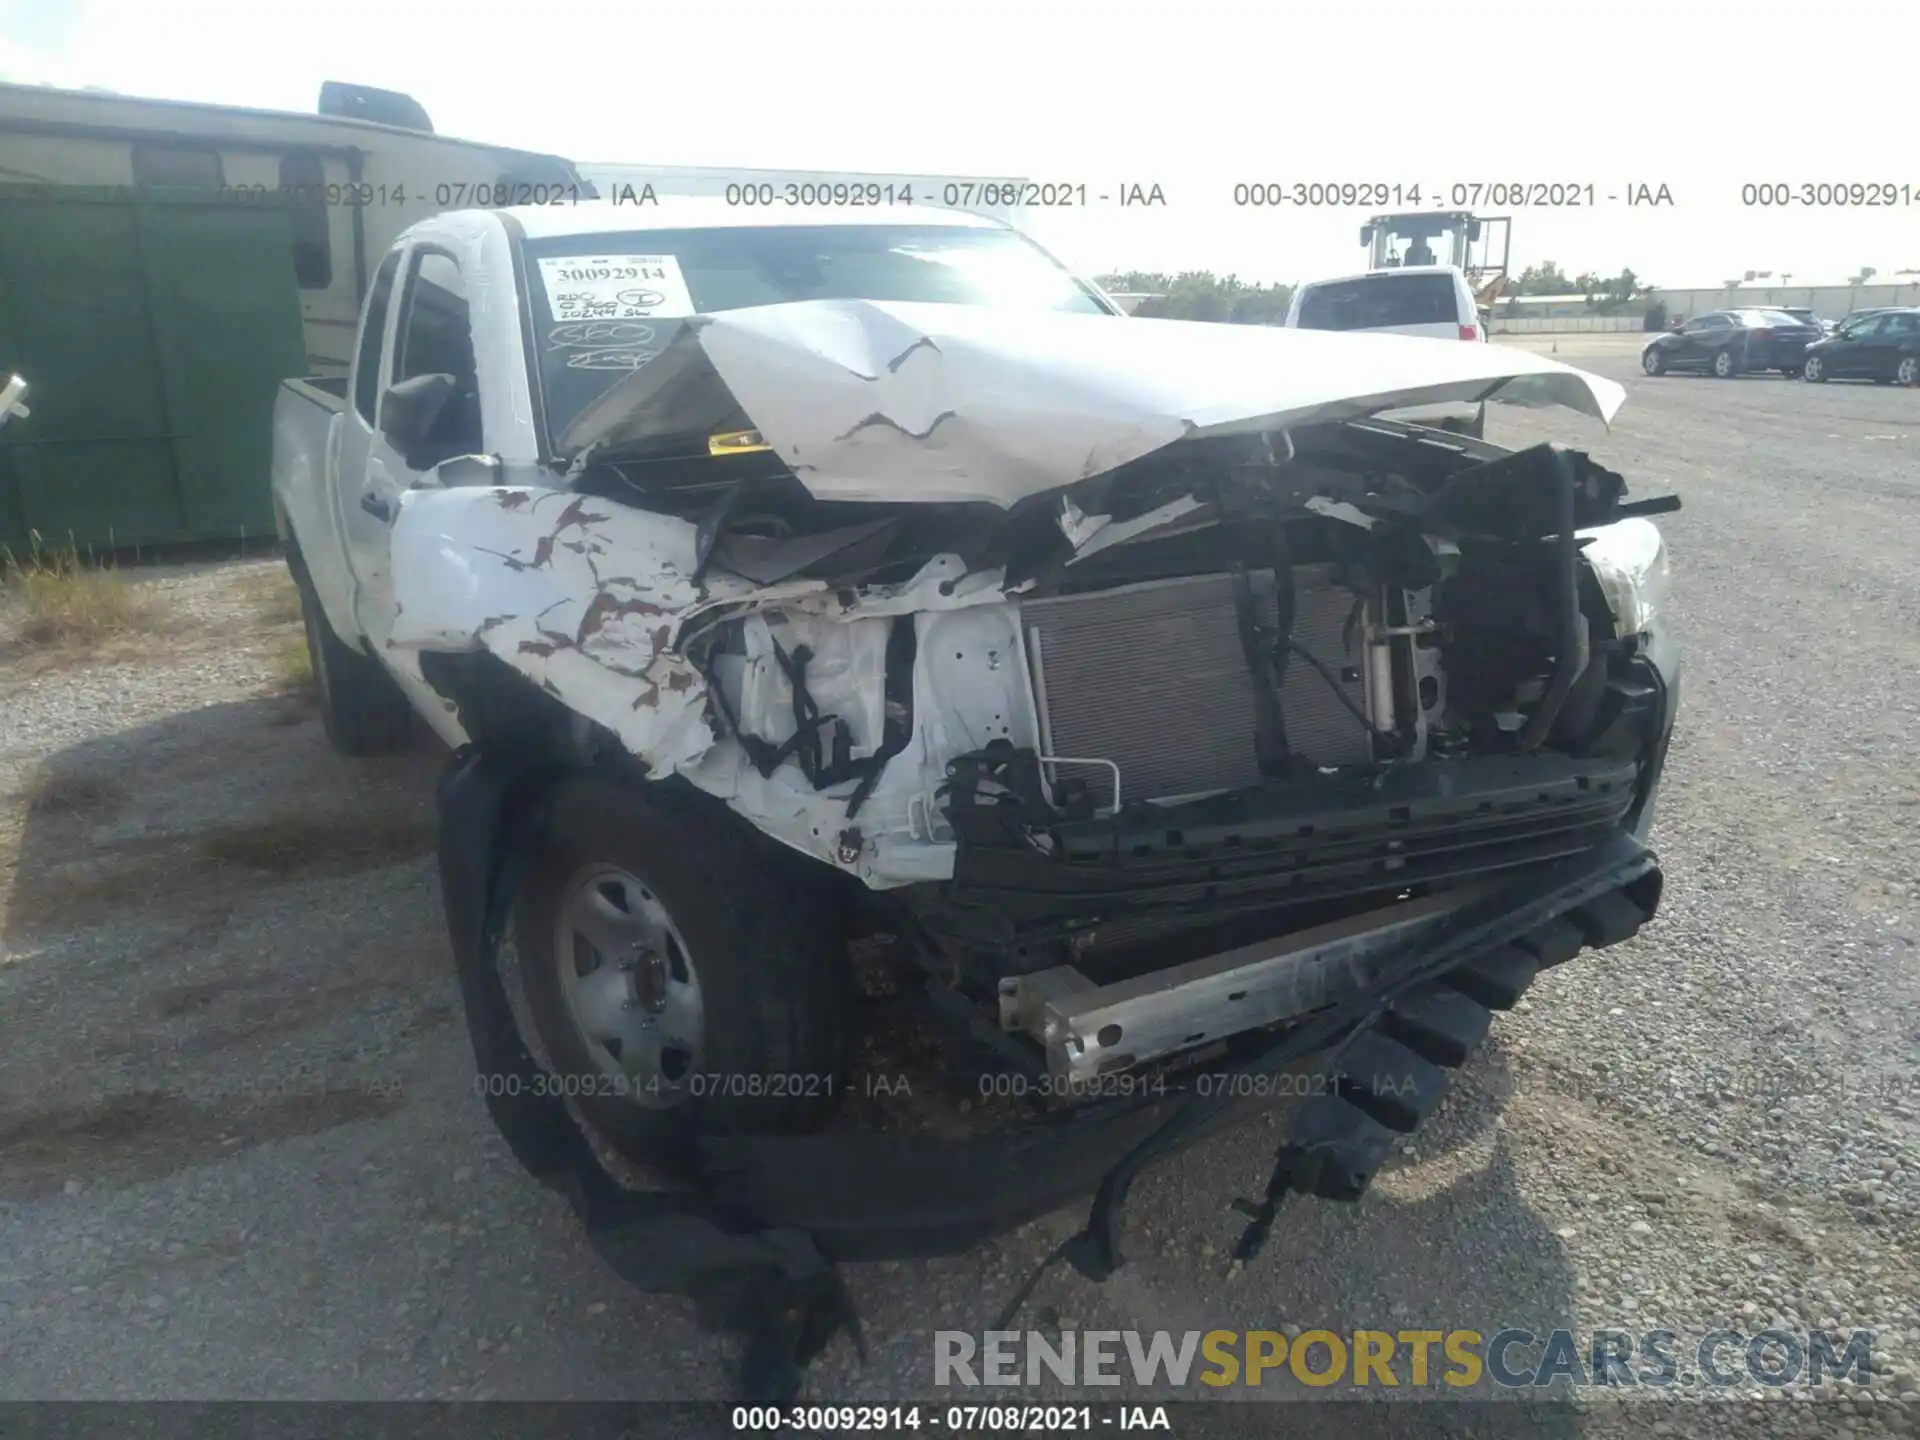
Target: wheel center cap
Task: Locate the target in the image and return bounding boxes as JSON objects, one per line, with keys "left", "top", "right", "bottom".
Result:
{"left": 627, "top": 946, "right": 669, "bottom": 1014}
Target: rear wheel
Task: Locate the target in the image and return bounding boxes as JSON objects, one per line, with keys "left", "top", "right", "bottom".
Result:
{"left": 292, "top": 560, "right": 413, "bottom": 756}
{"left": 1803, "top": 354, "right": 1827, "bottom": 382}
{"left": 1897, "top": 356, "right": 1919, "bottom": 387}
{"left": 1711, "top": 349, "right": 1738, "bottom": 379}
{"left": 514, "top": 777, "right": 854, "bottom": 1161}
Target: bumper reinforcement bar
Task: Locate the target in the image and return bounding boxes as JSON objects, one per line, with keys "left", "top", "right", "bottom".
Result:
{"left": 1001, "top": 885, "right": 1499, "bottom": 1086}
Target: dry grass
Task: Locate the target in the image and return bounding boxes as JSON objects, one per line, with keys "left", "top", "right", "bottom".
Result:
{"left": 268, "top": 631, "right": 314, "bottom": 694}
{"left": 0, "top": 532, "right": 164, "bottom": 653}
{"left": 241, "top": 566, "right": 305, "bottom": 628}
{"left": 239, "top": 567, "right": 313, "bottom": 697}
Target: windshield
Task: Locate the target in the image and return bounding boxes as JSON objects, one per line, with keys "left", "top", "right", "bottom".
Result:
{"left": 1295, "top": 274, "right": 1459, "bottom": 331}
{"left": 521, "top": 224, "right": 1110, "bottom": 445}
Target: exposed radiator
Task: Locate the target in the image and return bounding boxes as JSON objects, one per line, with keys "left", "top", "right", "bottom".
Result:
{"left": 1022, "top": 566, "right": 1374, "bottom": 805}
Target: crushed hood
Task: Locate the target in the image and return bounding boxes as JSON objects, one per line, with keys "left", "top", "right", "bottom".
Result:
{"left": 558, "top": 299, "right": 1627, "bottom": 508}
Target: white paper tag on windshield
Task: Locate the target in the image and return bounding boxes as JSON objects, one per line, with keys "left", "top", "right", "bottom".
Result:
{"left": 536, "top": 254, "right": 695, "bottom": 321}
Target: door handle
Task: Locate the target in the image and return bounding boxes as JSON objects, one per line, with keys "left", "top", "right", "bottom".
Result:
{"left": 360, "top": 491, "right": 395, "bottom": 523}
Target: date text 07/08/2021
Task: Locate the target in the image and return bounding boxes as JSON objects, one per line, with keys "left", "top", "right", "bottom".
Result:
{"left": 729, "top": 1405, "right": 1169, "bottom": 1433}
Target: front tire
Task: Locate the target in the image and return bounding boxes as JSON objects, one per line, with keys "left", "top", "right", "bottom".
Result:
{"left": 1712, "top": 349, "right": 1739, "bottom": 379}
{"left": 292, "top": 561, "right": 414, "bottom": 756}
{"left": 1803, "top": 354, "right": 1827, "bottom": 382}
{"left": 515, "top": 777, "right": 854, "bottom": 1161}
{"left": 1642, "top": 348, "right": 1667, "bottom": 376}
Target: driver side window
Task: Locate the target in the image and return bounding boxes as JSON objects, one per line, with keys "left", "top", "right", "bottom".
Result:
{"left": 392, "top": 249, "right": 483, "bottom": 463}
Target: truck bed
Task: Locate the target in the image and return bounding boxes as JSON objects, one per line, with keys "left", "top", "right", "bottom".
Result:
{"left": 283, "top": 375, "right": 350, "bottom": 409}
{"left": 271, "top": 373, "right": 356, "bottom": 645}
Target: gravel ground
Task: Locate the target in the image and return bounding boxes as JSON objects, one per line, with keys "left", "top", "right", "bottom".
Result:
{"left": 1, "top": 362, "right": 1916, "bottom": 1434}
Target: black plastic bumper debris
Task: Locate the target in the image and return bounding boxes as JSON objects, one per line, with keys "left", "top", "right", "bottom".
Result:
{"left": 438, "top": 742, "right": 1667, "bottom": 1400}
{"left": 1382, "top": 982, "right": 1494, "bottom": 1067}
{"left": 1249, "top": 854, "right": 1664, "bottom": 1231}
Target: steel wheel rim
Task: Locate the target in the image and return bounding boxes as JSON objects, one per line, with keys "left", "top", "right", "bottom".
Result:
{"left": 1643, "top": 351, "right": 1661, "bottom": 374}
{"left": 1805, "top": 357, "right": 1821, "bottom": 381}
{"left": 553, "top": 863, "right": 704, "bottom": 1108}
{"left": 1715, "top": 352, "right": 1732, "bottom": 376}
{"left": 1899, "top": 358, "right": 1917, "bottom": 386}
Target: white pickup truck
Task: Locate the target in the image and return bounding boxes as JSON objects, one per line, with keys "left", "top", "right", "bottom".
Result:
{"left": 271, "top": 198, "right": 1681, "bottom": 1255}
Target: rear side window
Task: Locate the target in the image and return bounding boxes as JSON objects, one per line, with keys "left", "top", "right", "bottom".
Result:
{"left": 1295, "top": 275, "right": 1459, "bottom": 331}
{"left": 353, "top": 251, "right": 402, "bottom": 424}
{"left": 1887, "top": 313, "right": 1918, "bottom": 335}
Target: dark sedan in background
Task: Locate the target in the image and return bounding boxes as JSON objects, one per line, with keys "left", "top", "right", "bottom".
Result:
{"left": 1641, "top": 308, "right": 1824, "bottom": 378}
{"left": 1801, "top": 308, "right": 1920, "bottom": 386}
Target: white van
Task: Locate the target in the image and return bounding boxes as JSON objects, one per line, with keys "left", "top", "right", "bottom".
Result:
{"left": 1284, "top": 265, "right": 1489, "bottom": 437}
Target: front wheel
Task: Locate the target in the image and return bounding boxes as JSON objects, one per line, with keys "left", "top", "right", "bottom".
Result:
{"left": 1712, "top": 349, "right": 1739, "bottom": 379}
{"left": 293, "top": 562, "right": 414, "bottom": 756}
{"left": 1896, "top": 356, "right": 1919, "bottom": 387}
{"left": 1642, "top": 348, "right": 1667, "bottom": 376}
{"left": 514, "top": 777, "right": 854, "bottom": 1162}
{"left": 1803, "top": 354, "right": 1827, "bottom": 382}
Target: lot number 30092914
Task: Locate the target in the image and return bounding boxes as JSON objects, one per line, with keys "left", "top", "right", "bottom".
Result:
{"left": 548, "top": 264, "right": 668, "bottom": 284}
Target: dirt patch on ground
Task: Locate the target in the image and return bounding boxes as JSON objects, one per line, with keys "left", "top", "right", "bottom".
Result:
{"left": 4, "top": 810, "right": 435, "bottom": 933}
{"left": 0, "top": 556, "right": 450, "bottom": 1207}
{"left": 0, "top": 1085, "right": 407, "bottom": 1199}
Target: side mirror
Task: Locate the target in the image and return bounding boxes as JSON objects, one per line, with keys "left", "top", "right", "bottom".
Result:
{"left": 378, "top": 372, "right": 457, "bottom": 468}
{"left": 1669, "top": 321, "right": 1684, "bottom": 333}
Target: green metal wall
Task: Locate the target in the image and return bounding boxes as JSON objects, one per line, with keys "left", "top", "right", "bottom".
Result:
{"left": 0, "top": 185, "right": 309, "bottom": 551}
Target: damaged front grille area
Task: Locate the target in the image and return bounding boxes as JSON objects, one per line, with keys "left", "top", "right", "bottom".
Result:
{"left": 935, "top": 751, "right": 1643, "bottom": 955}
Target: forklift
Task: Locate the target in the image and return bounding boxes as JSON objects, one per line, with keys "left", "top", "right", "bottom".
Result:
{"left": 1359, "top": 210, "right": 1513, "bottom": 327}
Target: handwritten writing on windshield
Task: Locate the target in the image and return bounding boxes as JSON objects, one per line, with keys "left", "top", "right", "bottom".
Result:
{"left": 546, "top": 322, "right": 661, "bottom": 371}
{"left": 547, "top": 321, "right": 657, "bottom": 350}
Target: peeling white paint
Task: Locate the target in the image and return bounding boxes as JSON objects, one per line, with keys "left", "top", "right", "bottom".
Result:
{"left": 387, "top": 484, "right": 1032, "bottom": 884}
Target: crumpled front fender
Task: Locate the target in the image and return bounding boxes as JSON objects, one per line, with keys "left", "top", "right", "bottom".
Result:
{"left": 388, "top": 485, "right": 779, "bottom": 775}
{"left": 385, "top": 484, "right": 1027, "bottom": 886}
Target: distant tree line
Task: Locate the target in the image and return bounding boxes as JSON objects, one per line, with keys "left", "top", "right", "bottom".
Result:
{"left": 1095, "top": 263, "right": 1655, "bottom": 324}
{"left": 1095, "top": 271, "right": 1293, "bottom": 324}
{"left": 1510, "top": 261, "right": 1648, "bottom": 312}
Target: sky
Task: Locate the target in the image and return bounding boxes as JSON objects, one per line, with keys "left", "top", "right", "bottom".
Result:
{"left": 4, "top": 0, "right": 1918, "bottom": 289}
